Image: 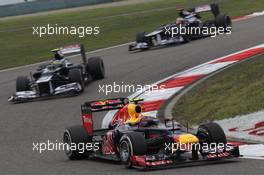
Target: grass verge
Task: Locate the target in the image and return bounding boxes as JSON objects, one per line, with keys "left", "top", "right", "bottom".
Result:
{"left": 172, "top": 53, "right": 264, "bottom": 125}
{"left": 0, "top": 0, "right": 264, "bottom": 69}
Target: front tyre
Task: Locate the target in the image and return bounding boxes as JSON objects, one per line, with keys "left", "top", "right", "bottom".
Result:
{"left": 16, "top": 76, "right": 30, "bottom": 92}
{"left": 119, "top": 132, "right": 147, "bottom": 168}
{"left": 63, "top": 125, "right": 92, "bottom": 160}
{"left": 181, "top": 35, "right": 190, "bottom": 43}
{"left": 128, "top": 44, "right": 133, "bottom": 52}
{"left": 68, "top": 68, "right": 84, "bottom": 92}
{"left": 197, "top": 122, "right": 227, "bottom": 144}
{"left": 197, "top": 122, "right": 227, "bottom": 156}
{"left": 136, "top": 31, "right": 147, "bottom": 43}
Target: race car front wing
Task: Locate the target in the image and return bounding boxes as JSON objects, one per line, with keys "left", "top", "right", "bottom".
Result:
{"left": 129, "top": 36, "right": 185, "bottom": 52}
{"left": 131, "top": 145, "right": 240, "bottom": 170}
{"left": 8, "top": 82, "right": 82, "bottom": 103}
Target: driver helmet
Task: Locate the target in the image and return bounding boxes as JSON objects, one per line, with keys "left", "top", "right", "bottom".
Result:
{"left": 179, "top": 8, "right": 191, "bottom": 18}
{"left": 51, "top": 48, "right": 64, "bottom": 60}
{"left": 176, "top": 17, "right": 185, "bottom": 24}
{"left": 54, "top": 50, "right": 64, "bottom": 60}
{"left": 125, "top": 104, "right": 143, "bottom": 125}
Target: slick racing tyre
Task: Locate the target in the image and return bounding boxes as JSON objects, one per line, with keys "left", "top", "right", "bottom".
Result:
{"left": 88, "top": 57, "right": 105, "bottom": 80}
{"left": 119, "top": 132, "right": 147, "bottom": 168}
{"left": 136, "top": 32, "right": 150, "bottom": 51}
{"left": 16, "top": 76, "right": 30, "bottom": 92}
{"left": 215, "top": 14, "right": 232, "bottom": 30}
{"left": 197, "top": 122, "right": 227, "bottom": 144}
{"left": 197, "top": 122, "right": 227, "bottom": 156}
{"left": 128, "top": 44, "right": 133, "bottom": 52}
{"left": 69, "top": 68, "right": 84, "bottom": 92}
{"left": 136, "top": 31, "right": 147, "bottom": 43}
{"left": 63, "top": 125, "right": 92, "bottom": 160}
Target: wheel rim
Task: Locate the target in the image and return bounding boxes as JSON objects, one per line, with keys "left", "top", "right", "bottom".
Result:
{"left": 120, "top": 141, "right": 130, "bottom": 162}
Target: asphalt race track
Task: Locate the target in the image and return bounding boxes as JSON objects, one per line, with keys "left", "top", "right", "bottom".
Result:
{"left": 0, "top": 16, "right": 264, "bottom": 175}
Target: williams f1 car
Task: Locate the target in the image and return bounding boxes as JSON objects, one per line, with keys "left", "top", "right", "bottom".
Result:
{"left": 63, "top": 98, "right": 240, "bottom": 170}
{"left": 129, "top": 3, "right": 232, "bottom": 52}
{"left": 8, "top": 44, "right": 105, "bottom": 103}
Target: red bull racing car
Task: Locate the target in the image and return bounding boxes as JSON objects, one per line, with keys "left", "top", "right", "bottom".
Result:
{"left": 63, "top": 98, "right": 240, "bottom": 170}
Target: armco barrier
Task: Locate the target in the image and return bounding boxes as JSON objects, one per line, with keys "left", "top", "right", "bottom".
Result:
{"left": 0, "top": 0, "right": 113, "bottom": 17}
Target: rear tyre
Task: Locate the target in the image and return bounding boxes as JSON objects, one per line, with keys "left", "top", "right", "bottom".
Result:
{"left": 119, "top": 132, "right": 147, "bottom": 168}
{"left": 63, "top": 125, "right": 92, "bottom": 160}
{"left": 87, "top": 57, "right": 105, "bottom": 80}
{"left": 215, "top": 14, "right": 232, "bottom": 31}
{"left": 16, "top": 76, "right": 30, "bottom": 92}
{"left": 68, "top": 68, "right": 84, "bottom": 92}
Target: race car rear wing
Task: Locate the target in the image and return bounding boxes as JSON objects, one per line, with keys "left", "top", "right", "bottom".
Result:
{"left": 81, "top": 98, "right": 143, "bottom": 135}
{"left": 194, "top": 3, "right": 220, "bottom": 17}
{"left": 82, "top": 98, "right": 144, "bottom": 112}
{"left": 52, "top": 44, "right": 88, "bottom": 64}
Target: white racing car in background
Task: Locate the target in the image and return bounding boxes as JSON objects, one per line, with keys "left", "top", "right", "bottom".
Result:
{"left": 129, "top": 3, "right": 232, "bottom": 52}
{"left": 8, "top": 44, "right": 105, "bottom": 103}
